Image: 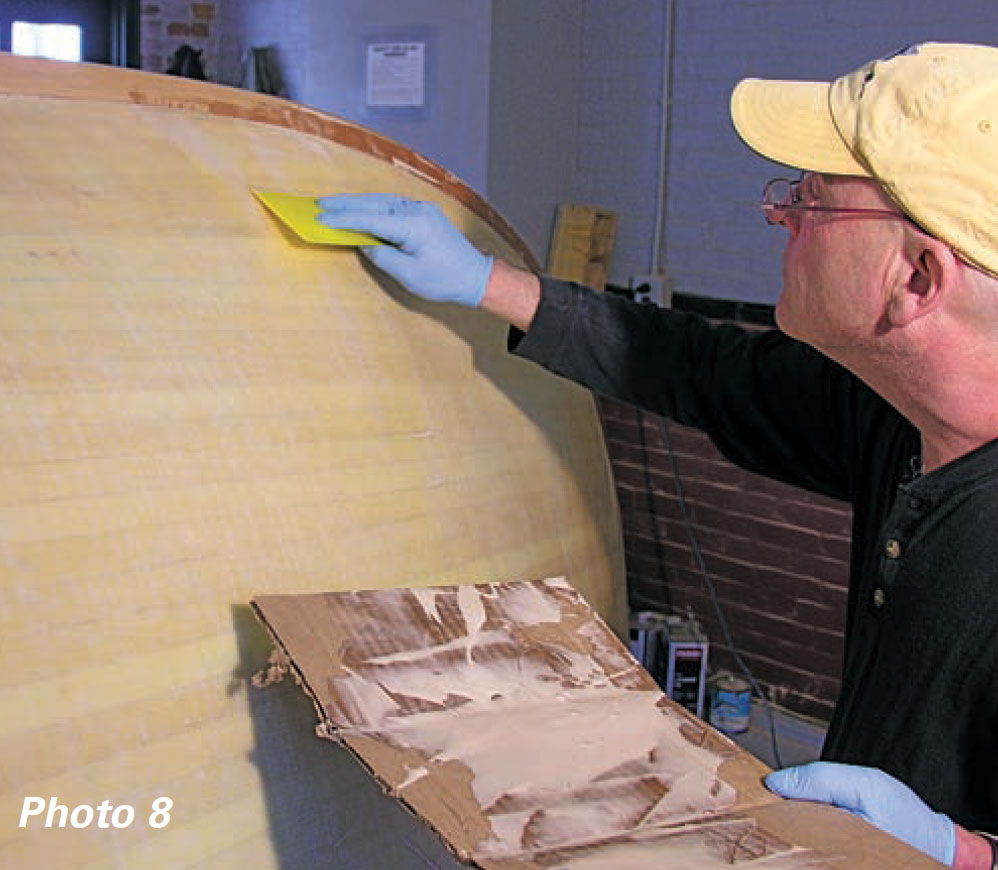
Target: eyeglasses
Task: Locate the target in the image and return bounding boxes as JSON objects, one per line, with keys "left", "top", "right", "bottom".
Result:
{"left": 761, "top": 177, "right": 910, "bottom": 226}
{"left": 761, "top": 177, "right": 991, "bottom": 276}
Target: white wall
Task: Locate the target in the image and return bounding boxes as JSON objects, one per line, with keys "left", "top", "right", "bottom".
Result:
{"left": 493, "top": 1, "right": 998, "bottom": 303}
{"left": 574, "top": 0, "right": 669, "bottom": 290}
{"left": 219, "top": 2, "right": 998, "bottom": 303}
{"left": 662, "top": 0, "right": 998, "bottom": 303}
{"left": 487, "top": 0, "right": 584, "bottom": 267}
{"left": 488, "top": 1, "right": 669, "bottom": 283}
{"left": 306, "top": 0, "right": 491, "bottom": 195}
{"left": 219, "top": 0, "right": 492, "bottom": 195}
{"left": 218, "top": 0, "right": 310, "bottom": 99}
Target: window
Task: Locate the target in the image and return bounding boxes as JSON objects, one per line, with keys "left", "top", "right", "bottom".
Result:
{"left": 11, "top": 21, "right": 82, "bottom": 62}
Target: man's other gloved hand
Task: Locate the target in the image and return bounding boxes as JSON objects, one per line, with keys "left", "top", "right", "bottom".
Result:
{"left": 766, "top": 761, "right": 956, "bottom": 866}
{"left": 317, "top": 194, "right": 493, "bottom": 307}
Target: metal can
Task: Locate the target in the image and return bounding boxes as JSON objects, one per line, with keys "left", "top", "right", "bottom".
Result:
{"left": 709, "top": 672, "right": 751, "bottom": 734}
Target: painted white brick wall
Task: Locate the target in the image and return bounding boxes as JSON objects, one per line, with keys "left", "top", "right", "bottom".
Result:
{"left": 488, "top": 0, "right": 584, "bottom": 264}
{"left": 218, "top": 0, "right": 310, "bottom": 97}
{"left": 217, "top": 0, "right": 492, "bottom": 196}
{"left": 575, "top": 0, "right": 667, "bottom": 285}
{"left": 574, "top": 0, "right": 998, "bottom": 302}
{"left": 216, "top": 3, "right": 997, "bottom": 300}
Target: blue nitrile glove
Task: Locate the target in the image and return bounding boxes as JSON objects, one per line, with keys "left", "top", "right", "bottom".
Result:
{"left": 766, "top": 761, "right": 956, "bottom": 865}
{"left": 316, "top": 194, "right": 493, "bottom": 307}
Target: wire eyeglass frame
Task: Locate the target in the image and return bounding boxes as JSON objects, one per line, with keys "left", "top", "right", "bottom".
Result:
{"left": 761, "top": 177, "right": 910, "bottom": 226}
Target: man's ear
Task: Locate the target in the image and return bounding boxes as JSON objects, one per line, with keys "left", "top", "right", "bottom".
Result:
{"left": 884, "top": 234, "right": 959, "bottom": 328}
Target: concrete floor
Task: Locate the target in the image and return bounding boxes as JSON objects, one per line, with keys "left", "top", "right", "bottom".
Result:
{"left": 725, "top": 699, "right": 827, "bottom": 770}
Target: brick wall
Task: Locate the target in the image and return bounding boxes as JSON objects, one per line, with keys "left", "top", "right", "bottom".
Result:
{"left": 140, "top": 1, "right": 220, "bottom": 78}
{"left": 597, "top": 383, "right": 852, "bottom": 723}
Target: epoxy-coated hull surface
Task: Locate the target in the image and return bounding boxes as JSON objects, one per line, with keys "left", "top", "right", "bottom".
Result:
{"left": 0, "top": 55, "right": 626, "bottom": 869}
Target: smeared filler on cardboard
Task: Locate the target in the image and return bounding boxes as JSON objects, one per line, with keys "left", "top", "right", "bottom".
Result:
{"left": 249, "top": 578, "right": 847, "bottom": 868}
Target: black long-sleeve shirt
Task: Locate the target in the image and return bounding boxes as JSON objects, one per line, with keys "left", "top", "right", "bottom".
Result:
{"left": 511, "top": 277, "right": 998, "bottom": 831}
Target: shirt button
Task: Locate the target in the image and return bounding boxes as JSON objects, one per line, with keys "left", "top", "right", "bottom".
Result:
{"left": 873, "top": 587, "right": 886, "bottom": 609}
{"left": 884, "top": 538, "right": 901, "bottom": 559}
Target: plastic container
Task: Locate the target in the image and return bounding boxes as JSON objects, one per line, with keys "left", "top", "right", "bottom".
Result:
{"left": 709, "top": 672, "right": 752, "bottom": 734}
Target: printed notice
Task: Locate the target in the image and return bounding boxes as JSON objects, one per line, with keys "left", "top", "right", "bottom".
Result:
{"left": 366, "top": 42, "right": 425, "bottom": 108}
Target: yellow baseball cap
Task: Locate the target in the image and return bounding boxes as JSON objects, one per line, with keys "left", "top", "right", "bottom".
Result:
{"left": 731, "top": 43, "right": 998, "bottom": 278}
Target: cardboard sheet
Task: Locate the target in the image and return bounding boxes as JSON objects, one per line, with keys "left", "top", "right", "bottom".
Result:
{"left": 251, "top": 579, "right": 941, "bottom": 869}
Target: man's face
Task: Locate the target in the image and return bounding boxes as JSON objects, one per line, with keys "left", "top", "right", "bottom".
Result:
{"left": 774, "top": 173, "right": 909, "bottom": 361}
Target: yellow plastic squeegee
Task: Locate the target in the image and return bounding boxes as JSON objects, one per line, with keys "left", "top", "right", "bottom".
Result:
{"left": 252, "top": 190, "right": 384, "bottom": 246}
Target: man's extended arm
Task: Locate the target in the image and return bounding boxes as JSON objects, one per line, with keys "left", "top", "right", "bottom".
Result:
{"left": 316, "top": 192, "right": 868, "bottom": 502}
{"left": 481, "top": 257, "right": 540, "bottom": 333}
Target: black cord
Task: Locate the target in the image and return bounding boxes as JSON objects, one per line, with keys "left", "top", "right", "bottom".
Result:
{"left": 643, "top": 408, "right": 784, "bottom": 770}
{"left": 633, "top": 402, "right": 673, "bottom": 612}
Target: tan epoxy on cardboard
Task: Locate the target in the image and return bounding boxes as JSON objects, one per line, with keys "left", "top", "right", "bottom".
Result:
{"left": 254, "top": 580, "right": 756, "bottom": 863}
{"left": 382, "top": 689, "right": 733, "bottom": 855}
{"left": 254, "top": 580, "right": 943, "bottom": 869}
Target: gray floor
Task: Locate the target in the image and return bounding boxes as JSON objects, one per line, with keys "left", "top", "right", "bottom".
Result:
{"left": 724, "top": 699, "right": 827, "bottom": 770}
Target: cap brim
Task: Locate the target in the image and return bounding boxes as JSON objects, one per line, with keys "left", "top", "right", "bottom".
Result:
{"left": 730, "top": 78, "right": 868, "bottom": 176}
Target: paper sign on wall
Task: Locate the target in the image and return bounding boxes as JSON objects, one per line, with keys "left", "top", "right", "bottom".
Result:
{"left": 366, "top": 41, "right": 426, "bottom": 109}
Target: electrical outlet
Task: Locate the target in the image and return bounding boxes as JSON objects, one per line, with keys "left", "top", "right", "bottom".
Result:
{"left": 628, "top": 274, "right": 666, "bottom": 304}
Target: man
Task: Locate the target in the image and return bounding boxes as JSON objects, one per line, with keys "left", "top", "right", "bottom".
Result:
{"left": 318, "top": 43, "right": 998, "bottom": 868}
